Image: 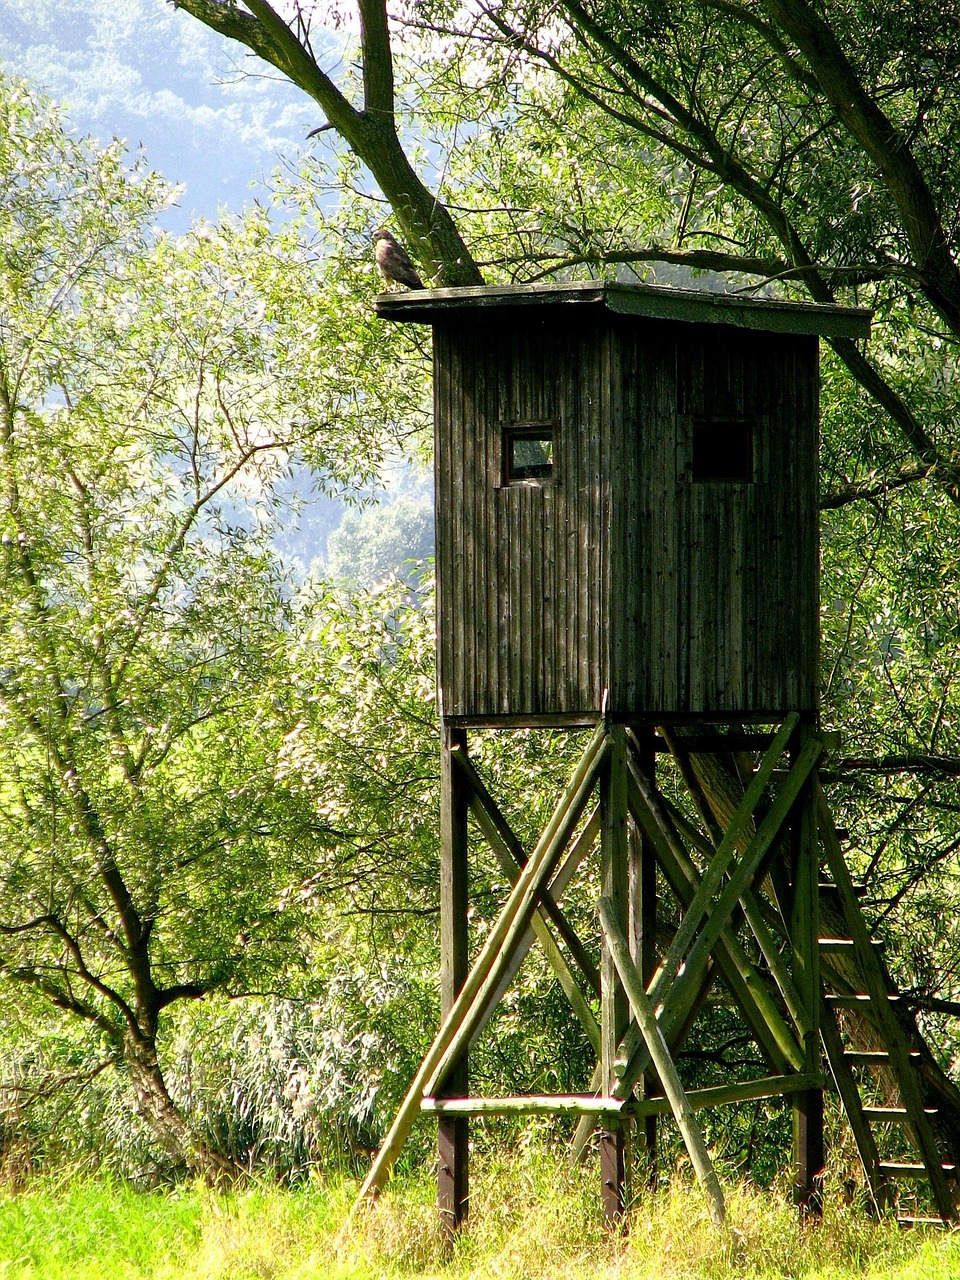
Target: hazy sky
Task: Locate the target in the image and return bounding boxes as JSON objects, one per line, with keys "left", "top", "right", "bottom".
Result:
{"left": 0, "top": 1, "right": 430, "bottom": 568}
{"left": 0, "top": 0, "right": 342, "bottom": 228}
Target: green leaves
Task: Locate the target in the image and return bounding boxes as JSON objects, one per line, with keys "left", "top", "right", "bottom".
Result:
{"left": 0, "top": 70, "right": 434, "bottom": 1168}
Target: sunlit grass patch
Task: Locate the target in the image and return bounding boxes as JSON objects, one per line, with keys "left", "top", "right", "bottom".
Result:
{"left": 338, "top": 1150, "right": 949, "bottom": 1280}
{"left": 0, "top": 1175, "right": 203, "bottom": 1279}
{"left": 0, "top": 1152, "right": 958, "bottom": 1279}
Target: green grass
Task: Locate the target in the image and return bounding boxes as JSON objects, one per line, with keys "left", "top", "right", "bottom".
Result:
{"left": 0, "top": 1155, "right": 957, "bottom": 1279}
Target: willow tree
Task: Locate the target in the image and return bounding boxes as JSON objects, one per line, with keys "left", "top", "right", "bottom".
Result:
{"left": 0, "top": 71, "right": 426, "bottom": 1175}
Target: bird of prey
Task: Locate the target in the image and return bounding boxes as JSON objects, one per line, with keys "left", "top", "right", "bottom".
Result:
{"left": 373, "top": 229, "right": 424, "bottom": 290}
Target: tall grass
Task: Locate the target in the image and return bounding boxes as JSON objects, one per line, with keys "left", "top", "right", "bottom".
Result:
{"left": 0, "top": 1149, "right": 957, "bottom": 1279}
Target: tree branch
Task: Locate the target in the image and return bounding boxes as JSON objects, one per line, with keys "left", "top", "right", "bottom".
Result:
{"left": 0, "top": 961, "right": 122, "bottom": 1044}
{"left": 357, "top": 0, "right": 395, "bottom": 124}
{"left": 759, "top": 0, "right": 960, "bottom": 333}
{"left": 908, "top": 994, "right": 960, "bottom": 1020}
{"left": 819, "top": 461, "right": 938, "bottom": 509}
{"left": 833, "top": 754, "right": 960, "bottom": 778}
{"left": 506, "top": 244, "right": 897, "bottom": 288}
{"left": 171, "top": 0, "right": 482, "bottom": 285}
{"left": 0, "top": 914, "right": 141, "bottom": 1038}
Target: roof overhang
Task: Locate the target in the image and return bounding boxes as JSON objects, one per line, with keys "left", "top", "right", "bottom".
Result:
{"left": 375, "top": 279, "right": 872, "bottom": 340}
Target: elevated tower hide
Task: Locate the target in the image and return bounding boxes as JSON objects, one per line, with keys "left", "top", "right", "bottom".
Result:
{"left": 356, "top": 283, "right": 960, "bottom": 1234}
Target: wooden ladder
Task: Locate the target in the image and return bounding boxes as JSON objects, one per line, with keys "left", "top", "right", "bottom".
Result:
{"left": 817, "top": 790, "right": 957, "bottom": 1225}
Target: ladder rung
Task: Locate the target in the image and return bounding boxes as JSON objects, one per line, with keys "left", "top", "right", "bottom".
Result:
{"left": 819, "top": 882, "right": 867, "bottom": 896}
{"left": 818, "top": 936, "right": 885, "bottom": 950}
{"left": 879, "top": 1161, "right": 957, "bottom": 1178}
{"left": 844, "top": 1050, "right": 920, "bottom": 1065}
{"left": 861, "top": 1105, "right": 938, "bottom": 1119}
{"left": 897, "top": 1216, "right": 952, "bottom": 1227}
{"left": 825, "top": 993, "right": 899, "bottom": 1007}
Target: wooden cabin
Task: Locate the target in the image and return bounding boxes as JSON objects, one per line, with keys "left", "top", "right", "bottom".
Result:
{"left": 376, "top": 281, "right": 870, "bottom": 727}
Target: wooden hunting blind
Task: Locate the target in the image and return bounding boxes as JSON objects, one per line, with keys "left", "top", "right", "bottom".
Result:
{"left": 378, "top": 281, "right": 867, "bottom": 725}
{"left": 358, "top": 283, "right": 960, "bottom": 1235}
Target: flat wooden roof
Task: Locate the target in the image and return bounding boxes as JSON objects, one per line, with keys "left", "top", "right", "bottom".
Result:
{"left": 375, "top": 279, "right": 871, "bottom": 339}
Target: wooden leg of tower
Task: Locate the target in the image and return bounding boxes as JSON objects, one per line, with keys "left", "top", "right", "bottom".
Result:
{"left": 790, "top": 729, "right": 823, "bottom": 1214}
{"left": 438, "top": 725, "right": 470, "bottom": 1240}
{"left": 600, "top": 1127, "right": 627, "bottom": 1222}
{"left": 600, "top": 725, "right": 629, "bottom": 1222}
{"left": 794, "top": 1089, "right": 824, "bottom": 1215}
{"left": 630, "top": 729, "right": 658, "bottom": 1180}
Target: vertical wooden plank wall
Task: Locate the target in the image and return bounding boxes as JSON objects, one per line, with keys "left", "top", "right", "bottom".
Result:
{"left": 610, "top": 324, "right": 819, "bottom": 717}
{"left": 435, "top": 312, "right": 819, "bottom": 723}
{"left": 607, "top": 318, "right": 679, "bottom": 713}
{"left": 435, "top": 315, "right": 607, "bottom": 721}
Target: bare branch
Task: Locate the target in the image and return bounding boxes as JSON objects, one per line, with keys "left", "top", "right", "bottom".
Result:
{"left": 0, "top": 961, "right": 122, "bottom": 1043}
{"left": 0, "top": 914, "right": 141, "bottom": 1037}
{"left": 833, "top": 755, "right": 960, "bottom": 778}
{"left": 820, "top": 461, "right": 938, "bottom": 509}
{"left": 759, "top": 0, "right": 960, "bottom": 332}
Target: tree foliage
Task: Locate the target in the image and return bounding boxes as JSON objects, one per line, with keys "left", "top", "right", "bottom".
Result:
{"left": 3, "top": 0, "right": 959, "bottom": 1182}
{"left": 0, "top": 70, "right": 434, "bottom": 1174}
{"left": 165, "top": 1, "right": 960, "bottom": 1017}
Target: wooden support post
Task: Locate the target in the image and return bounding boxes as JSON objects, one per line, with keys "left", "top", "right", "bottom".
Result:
{"left": 355, "top": 724, "right": 609, "bottom": 1213}
{"left": 600, "top": 724, "right": 629, "bottom": 1222}
{"left": 599, "top": 898, "right": 726, "bottom": 1227}
{"left": 793, "top": 1089, "right": 824, "bottom": 1216}
{"left": 790, "top": 723, "right": 823, "bottom": 1215}
{"left": 439, "top": 724, "right": 469, "bottom": 1239}
{"left": 630, "top": 729, "right": 658, "bottom": 1177}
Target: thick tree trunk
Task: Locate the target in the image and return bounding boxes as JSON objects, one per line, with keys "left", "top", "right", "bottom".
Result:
{"left": 127, "top": 1038, "right": 238, "bottom": 1182}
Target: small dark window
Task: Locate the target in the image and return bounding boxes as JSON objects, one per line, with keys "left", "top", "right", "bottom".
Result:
{"left": 504, "top": 426, "right": 556, "bottom": 484}
{"left": 692, "top": 418, "right": 754, "bottom": 483}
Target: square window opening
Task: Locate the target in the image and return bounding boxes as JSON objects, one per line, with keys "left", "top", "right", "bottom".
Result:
{"left": 504, "top": 426, "right": 556, "bottom": 484}
{"left": 692, "top": 418, "right": 754, "bottom": 483}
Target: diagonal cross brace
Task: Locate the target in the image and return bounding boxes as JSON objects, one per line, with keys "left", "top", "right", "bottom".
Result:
{"left": 463, "top": 797, "right": 601, "bottom": 1055}
{"left": 663, "top": 797, "right": 815, "bottom": 1048}
{"left": 426, "top": 782, "right": 604, "bottom": 1094}
{"left": 569, "top": 726, "right": 820, "bottom": 1162}
{"left": 610, "top": 733, "right": 823, "bottom": 1104}
{"left": 354, "top": 723, "right": 610, "bottom": 1209}
{"left": 453, "top": 747, "right": 600, "bottom": 994}
{"left": 646, "top": 714, "right": 799, "bottom": 997}
{"left": 630, "top": 764, "right": 806, "bottom": 1073}
{"left": 600, "top": 896, "right": 726, "bottom": 1226}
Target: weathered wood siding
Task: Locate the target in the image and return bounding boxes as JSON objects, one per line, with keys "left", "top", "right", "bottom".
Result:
{"left": 435, "top": 313, "right": 607, "bottom": 720}
{"left": 608, "top": 322, "right": 819, "bottom": 717}
{"left": 434, "top": 310, "right": 819, "bottom": 724}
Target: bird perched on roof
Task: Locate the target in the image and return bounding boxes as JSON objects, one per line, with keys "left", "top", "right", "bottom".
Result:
{"left": 373, "top": 228, "right": 424, "bottom": 290}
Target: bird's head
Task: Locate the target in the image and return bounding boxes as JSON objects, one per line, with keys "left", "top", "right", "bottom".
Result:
{"left": 373, "top": 228, "right": 395, "bottom": 245}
